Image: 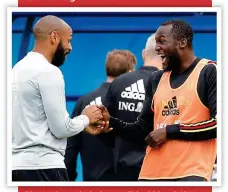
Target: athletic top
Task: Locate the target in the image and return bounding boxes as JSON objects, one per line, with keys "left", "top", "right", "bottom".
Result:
{"left": 139, "top": 59, "right": 216, "bottom": 180}
{"left": 109, "top": 58, "right": 217, "bottom": 180}
{"left": 12, "top": 52, "right": 89, "bottom": 170}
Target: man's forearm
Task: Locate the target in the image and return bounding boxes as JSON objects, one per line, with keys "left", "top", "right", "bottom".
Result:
{"left": 166, "top": 118, "right": 217, "bottom": 141}
{"left": 110, "top": 116, "right": 150, "bottom": 144}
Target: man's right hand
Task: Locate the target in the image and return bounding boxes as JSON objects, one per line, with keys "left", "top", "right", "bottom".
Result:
{"left": 82, "top": 105, "right": 103, "bottom": 124}
{"left": 97, "top": 105, "right": 110, "bottom": 122}
{"left": 82, "top": 105, "right": 113, "bottom": 135}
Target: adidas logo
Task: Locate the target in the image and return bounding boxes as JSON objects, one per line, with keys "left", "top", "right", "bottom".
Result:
{"left": 162, "top": 96, "right": 180, "bottom": 116}
{"left": 121, "top": 79, "right": 145, "bottom": 101}
{"left": 90, "top": 96, "right": 102, "bottom": 105}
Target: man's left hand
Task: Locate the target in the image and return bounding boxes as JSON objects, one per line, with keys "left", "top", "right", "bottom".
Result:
{"left": 145, "top": 128, "right": 168, "bottom": 148}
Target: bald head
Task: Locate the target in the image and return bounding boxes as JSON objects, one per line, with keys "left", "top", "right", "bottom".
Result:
{"left": 144, "top": 33, "right": 157, "bottom": 58}
{"left": 142, "top": 33, "right": 162, "bottom": 69}
{"left": 32, "top": 15, "right": 73, "bottom": 67}
{"left": 33, "top": 15, "right": 71, "bottom": 40}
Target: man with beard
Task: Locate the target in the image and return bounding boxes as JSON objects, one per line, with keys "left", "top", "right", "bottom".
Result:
{"left": 96, "top": 20, "right": 217, "bottom": 181}
{"left": 12, "top": 15, "right": 105, "bottom": 181}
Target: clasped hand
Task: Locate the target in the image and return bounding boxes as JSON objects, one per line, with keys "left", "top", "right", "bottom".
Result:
{"left": 82, "top": 105, "right": 112, "bottom": 135}
{"left": 81, "top": 105, "right": 168, "bottom": 147}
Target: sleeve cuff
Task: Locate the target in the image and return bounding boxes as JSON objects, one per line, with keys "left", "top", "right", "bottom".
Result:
{"left": 109, "top": 116, "right": 120, "bottom": 131}
{"left": 166, "top": 124, "right": 180, "bottom": 139}
{"left": 109, "top": 116, "right": 115, "bottom": 128}
{"left": 77, "top": 114, "right": 89, "bottom": 128}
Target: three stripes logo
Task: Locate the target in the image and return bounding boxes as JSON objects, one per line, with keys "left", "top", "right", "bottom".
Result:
{"left": 121, "top": 79, "right": 145, "bottom": 101}
{"left": 162, "top": 96, "right": 180, "bottom": 116}
{"left": 90, "top": 96, "right": 102, "bottom": 105}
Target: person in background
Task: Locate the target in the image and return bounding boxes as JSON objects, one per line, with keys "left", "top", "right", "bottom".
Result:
{"left": 102, "top": 33, "right": 162, "bottom": 181}
{"left": 64, "top": 50, "right": 137, "bottom": 181}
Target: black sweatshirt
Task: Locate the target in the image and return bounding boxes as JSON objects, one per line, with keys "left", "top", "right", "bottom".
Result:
{"left": 103, "top": 66, "right": 159, "bottom": 180}
{"left": 64, "top": 83, "right": 115, "bottom": 181}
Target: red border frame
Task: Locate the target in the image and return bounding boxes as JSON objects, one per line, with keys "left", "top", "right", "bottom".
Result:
{"left": 18, "top": 0, "right": 212, "bottom": 7}
{"left": 17, "top": 0, "right": 213, "bottom": 191}
{"left": 18, "top": 186, "right": 212, "bottom": 192}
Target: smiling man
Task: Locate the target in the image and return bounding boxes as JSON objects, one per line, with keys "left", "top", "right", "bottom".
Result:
{"left": 97, "top": 20, "right": 217, "bottom": 181}
{"left": 12, "top": 15, "right": 104, "bottom": 181}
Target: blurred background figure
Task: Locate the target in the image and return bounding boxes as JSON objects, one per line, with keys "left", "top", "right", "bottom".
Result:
{"left": 64, "top": 50, "right": 136, "bottom": 181}
{"left": 12, "top": 12, "right": 217, "bottom": 181}
{"left": 102, "top": 33, "right": 162, "bottom": 181}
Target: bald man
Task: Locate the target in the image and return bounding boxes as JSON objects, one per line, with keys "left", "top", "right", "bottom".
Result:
{"left": 12, "top": 15, "right": 104, "bottom": 181}
{"left": 102, "top": 34, "right": 162, "bottom": 181}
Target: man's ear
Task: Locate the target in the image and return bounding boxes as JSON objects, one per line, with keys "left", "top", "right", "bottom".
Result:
{"left": 50, "top": 31, "right": 60, "bottom": 45}
{"left": 179, "top": 38, "right": 188, "bottom": 48}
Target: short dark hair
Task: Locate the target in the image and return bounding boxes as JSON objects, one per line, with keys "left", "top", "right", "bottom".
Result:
{"left": 105, "top": 50, "right": 137, "bottom": 77}
{"left": 161, "top": 20, "right": 193, "bottom": 47}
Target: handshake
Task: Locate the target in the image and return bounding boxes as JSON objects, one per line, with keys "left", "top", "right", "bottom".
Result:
{"left": 80, "top": 105, "right": 168, "bottom": 148}
{"left": 81, "top": 105, "right": 113, "bottom": 135}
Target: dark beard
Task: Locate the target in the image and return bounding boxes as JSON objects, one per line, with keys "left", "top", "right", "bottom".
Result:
{"left": 165, "top": 55, "right": 181, "bottom": 72}
{"left": 52, "top": 42, "right": 66, "bottom": 67}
